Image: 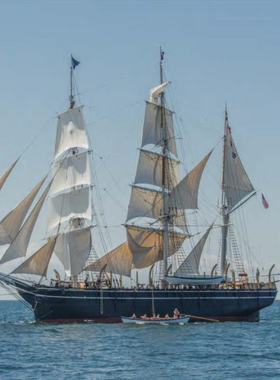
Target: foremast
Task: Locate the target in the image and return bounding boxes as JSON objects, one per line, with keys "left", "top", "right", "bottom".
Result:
{"left": 160, "top": 48, "right": 170, "bottom": 280}
{"left": 220, "top": 107, "right": 229, "bottom": 277}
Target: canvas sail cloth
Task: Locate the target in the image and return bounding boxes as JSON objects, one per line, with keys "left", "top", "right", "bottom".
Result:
{"left": 85, "top": 242, "right": 132, "bottom": 277}
{"left": 0, "top": 178, "right": 46, "bottom": 246}
{"left": 0, "top": 158, "right": 19, "bottom": 193}
{"left": 54, "top": 106, "right": 89, "bottom": 160}
{"left": 175, "top": 226, "right": 212, "bottom": 277}
{"left": 54, "top": 227, "right": 91, "bottom": 277}
{"left": 48, "top": 106, "right": 93, "bottom": 278}
{"left": 89, "top": 85, "right": 211, "bottom": 274}
{"left": 123, "top": 84, "right": 211, "bottom": 270}
{"left": 171, "top": 151, "right": 212, "bottom": 210}
{"left": 12, "top": 237, "right": 57, "bottom": 277}
{"left": 0, "top": 182, "right": 52, "bottom": 265}
{"left": 224, "top": 127, "right": 254, "bottom": 211}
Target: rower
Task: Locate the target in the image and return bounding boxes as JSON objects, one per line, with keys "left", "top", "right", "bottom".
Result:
{"left": 174, "top": 308, "right": 180, "bottom": 318}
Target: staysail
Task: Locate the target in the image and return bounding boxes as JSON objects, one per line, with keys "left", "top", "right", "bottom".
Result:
{"left": 0, "top": 158, "right": 19, "bottom": 193}
{"left": 0, "top": 177, "right": 46, "bottom": 246}
{"left": 85, "top": 242, "right": 132, "bottom": 277}
{"left": 175, "top": 226, "right": 212, "bottom": 276}
{"left": 12, "top": 237, "right": 57, "bottom": 277}
{"left": 0, "top": 182, "right": 52, "bottom": 265}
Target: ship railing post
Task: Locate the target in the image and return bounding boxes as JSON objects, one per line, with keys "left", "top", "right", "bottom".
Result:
{"left": 231, "top": 270, "right": 235, "bottom": 289}
{"left": 149, "top": 264, "right": 155, "bottom": 288}
{"left": 268, "top": 264, "right": 275, "bottom": 289}
{"left": 120, "top": 275, "right": 123, "bottom": 289}
{"left": 225, "top": 263, "right": 230, "bottom": 289}
{"left": 99, "top": 264, "right": 107, "bottom": 290}
{"left": 211, "top": 264, "right": 218, "bottom": 289}
{"left": 256, "top": 270, "right": 260, "bottom": 290}
{"left": 136, "top": 271, "right": 139, "bottom": 290}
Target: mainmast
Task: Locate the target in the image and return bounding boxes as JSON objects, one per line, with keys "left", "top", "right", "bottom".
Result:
{"left": 69, "top": 55, "right": 80, "bottom": 109}
{"left": 220, "top": 106, "right": 229, "bottom": 276}
{"left": 160, "top": 47, "right": 169, "bottom": 280}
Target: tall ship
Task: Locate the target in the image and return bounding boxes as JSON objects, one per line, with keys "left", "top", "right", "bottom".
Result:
{"left": 0, "top": 53, "right": 277, "bottom": 322}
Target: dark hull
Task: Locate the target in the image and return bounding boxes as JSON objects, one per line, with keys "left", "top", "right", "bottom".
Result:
{"left": 18, "top": 287, "right": 277, "bottom": 322}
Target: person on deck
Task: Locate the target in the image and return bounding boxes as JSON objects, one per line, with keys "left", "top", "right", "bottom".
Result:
{"left": 84, "top": 276, "right": 89, "bottom": 289}
{"left": 165, "top": 314, "right": 170, "bottom": 319}
{"left": 132, "top": 313, "right": 137, "bottom": 319}
{"left": 174, "top": 308, "right": 180, "bottom": 318}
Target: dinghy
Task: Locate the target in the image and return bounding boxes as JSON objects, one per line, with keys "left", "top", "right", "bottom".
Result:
{"left": 121, "top": 316, "right": 190, "bottom": 325}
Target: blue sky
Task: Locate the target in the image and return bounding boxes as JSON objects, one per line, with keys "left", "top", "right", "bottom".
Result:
{"left": 0, "top": 0, "right": 279, "bottom": 297}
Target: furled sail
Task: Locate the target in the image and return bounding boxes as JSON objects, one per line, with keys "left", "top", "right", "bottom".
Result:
{"left": 175, "top": 226, "right": 212, "bottom": 276}
{"left": 0, "top": 177, "right": 46, "bottom": 246}
{"left": 224, "top": 127, "right": 254, "bottom": 211}
{"left": 171, "top": 151, "right": 212, "bottom": 210}
{"left": 54, "top": 227, "right": 91, "bottom": 277}
{"left": 85, "top": 242, "right": 132, "bottom": 277}
{"left": 0, "top": 158, "right": 19, "bottom": 192}
{"left": 150, "top": 82, "right": 169, "bottom": 104}
{"left": 54, "top": 106, "right": 89, "bottom": 160}
{"left": 0, "top": 182, "right": 52, "bottom": 265}
{"left": 12, "top": 237, "right": 57, "bottom": 277}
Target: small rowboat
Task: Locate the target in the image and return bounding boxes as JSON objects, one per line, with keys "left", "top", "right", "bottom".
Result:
{"left": 121, "top": 316, "right": 190, "bottom": 325}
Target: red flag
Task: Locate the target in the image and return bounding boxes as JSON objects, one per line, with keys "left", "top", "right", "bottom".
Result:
{"left": 262, "top": 194, "right": 269, "bottom": 209}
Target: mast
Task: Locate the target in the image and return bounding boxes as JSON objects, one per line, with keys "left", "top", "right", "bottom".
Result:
{"left": 69, "top": 55, "right": 80, "bottom": 109}
{"left": 69, "top": 63, "right": 74, "bottom": 109}
{"left": 160, "top": 47, "right": 169, "bottom": 280}
{"left": 220, "top": 106, "right": 229, "bottom": 277}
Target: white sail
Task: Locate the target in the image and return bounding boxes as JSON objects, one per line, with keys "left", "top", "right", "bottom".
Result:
{"left": 141, "top": 102, "right": 178, "bottom": 157}
{"left": 0, "top": 158, "right": 19, "bottom": 192}
{"left": 127, "top": 186, "right": 162, "bottom": 222}
{"left": 47, "top": 186, "right": 92, "bottom": 233}
{"left": 150, "top": 82, "right": 169, "bottom": 104}
{"left": 135, "top": 149, "right": 180, "bottom": 189}
{"left": 85, "top": 242, "right": 132, "bottom": 277}
{"left": 224, "top": 129, "right": 254, "bottom": 211}
{"left": 126, "top": 225, "right": 186, "bottom": 269}
{"left": 171, "top": 151, "right": 212, "bottom": 210}
{"left": 0, "top": 177, "right": 46, "bottom": 246}
{"left": 175, "top": 226, "right": 212, "bottom": 276}
{"left": 54, "top": 106, "right": 89, "bottom": 159}
{"left": 12, "top": 237, "right": 57, "bottom": 277}
{"left": 50, "top": 152, "right": 91, "bottom": 196}
{"left": 54, "top": 227, "right": 91, "bottom": 277}
{"left": 0, "top": 182, "right": 52, "bottom": 265}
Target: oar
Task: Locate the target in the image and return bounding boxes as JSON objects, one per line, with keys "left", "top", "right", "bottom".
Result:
{"left": 181, "top": 314, "right": 219, "bottom": 323}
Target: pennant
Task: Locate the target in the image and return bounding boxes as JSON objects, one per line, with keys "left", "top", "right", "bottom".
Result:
{"left": 262, "top": 194, "right": 269, "bottom": 209}
{"left": 71, "top": 55, "right": 80, "bottom": 70}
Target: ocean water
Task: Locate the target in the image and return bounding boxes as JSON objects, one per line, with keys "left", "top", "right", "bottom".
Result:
{"left": 0, "top": 301, "right": 280, "bottom": 380}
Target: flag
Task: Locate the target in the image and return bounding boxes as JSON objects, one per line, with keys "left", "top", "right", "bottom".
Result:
{"left": 160, "top": 51, "right": 165, "bottom": 61}
{"left": 71, "top": 55, "right": 80, "bottom": 70}
{"left": 262, "top": 194, "right": 269, "bottom": 209}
